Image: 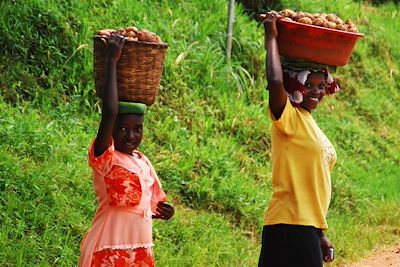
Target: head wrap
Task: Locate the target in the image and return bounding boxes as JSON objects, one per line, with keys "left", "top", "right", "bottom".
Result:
{"left": 283, "top": 69, "right": 340, "bottom": 106}
{"left": 118, "top": 101, "right": 147, "bottom": 115}
{"left": 280, "top": 56, "right": 340, "bottom": 107}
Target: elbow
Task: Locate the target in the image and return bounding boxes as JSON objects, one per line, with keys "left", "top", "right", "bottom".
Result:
{"left": 102, "top": 103, "right": 118, "bottom": 118}
{"left": 267, "top": 77, "right": 284, "bottom": 89}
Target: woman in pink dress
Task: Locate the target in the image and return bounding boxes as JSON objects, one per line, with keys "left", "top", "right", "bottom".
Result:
{"left": 79, "top": 34, "right": 175, "bottom": 267}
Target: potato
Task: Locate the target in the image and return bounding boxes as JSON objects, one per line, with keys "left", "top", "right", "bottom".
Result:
{"left": 116, "top": 28, "right": 126, "bottom": 36}
{"left": 323, "top": 21, "right": 337, "bottom": 29}
{"left": 313, "top": 17, "right": 326, "bottom": 26}
{"left": 334, "top": 17, "right": 344, "bottom": 25}
{"left": 326, "top": 14, "right": 338, "bottom": 22}
{"left": 298, "top": 17, "right": 313, "bottom": 25}
{"left": 150, "top": 32, "right": 161, "bottom": 43}
{"left": 102, "top": 29, "right": 116, "bottom": 34}
{"left": 304, "top": 12, "right": 315, "bottom": 19}
{"left": 270, "top": 10, "right": 280, "bottom": 17}
{"left": 280, "top": 9, "right": 296, "bottom": 18}
{"left": 345, "top": 19, "right": 355, "bottom": 28}
{"left": 96, "top": 25, "right": 163, "bottom": 43}
{"left": 136, "top": 29, "right": 149, "bottom": 41}
{"left": 282, "top": 17, "right": 294, "bottom": 22}
{"left": 98, "top": 30, "right": 111, "bottom": 37}
{"left": 275, "top": 9, "right": 359, "bottom": 32}
{"left": 126, "top": 31, "right": 136, "bottom": 38}
{"left": 348, "top": 27, "right": 358, "bottom": 32}
{"left": 294, "top": 11, "right": 306, "bottom": 21}
{"left": 125, "top": 26, "right": 138, "bottom": 33}
{"left": 336, "top": 24, "right": 348, "bottom": 31}
{"left": 137, "top": 29, "right": 160, "bottom": 43}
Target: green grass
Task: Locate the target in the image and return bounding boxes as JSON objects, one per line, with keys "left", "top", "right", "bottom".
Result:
{"left": 0, "top": 0, "right": 399, "bottom": 266}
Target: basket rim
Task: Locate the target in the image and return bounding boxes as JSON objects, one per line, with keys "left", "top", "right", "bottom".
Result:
{"left": 93, "top": 35, "right": 169, "bottom": 48}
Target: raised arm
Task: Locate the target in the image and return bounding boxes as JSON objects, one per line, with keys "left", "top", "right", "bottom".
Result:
{"left": 261, "top": 12, "right": 287, "bottom": 119}
{"left": 93, "top": 34, "right": 126, "bottom": 157}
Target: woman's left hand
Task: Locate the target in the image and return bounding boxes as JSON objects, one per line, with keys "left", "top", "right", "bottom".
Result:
{"left": 321, "top": 232, "right": 334, "bottom": 262}
{"left": 153, "top": 202, "right": 175, "bottom": 220}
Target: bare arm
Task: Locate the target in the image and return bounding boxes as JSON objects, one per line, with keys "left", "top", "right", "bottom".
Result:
{"left": 93, "top": 35, "right": 126, "bottom": 157}
{"left": 261, "top": 12, "right": 287, "bottom": 119}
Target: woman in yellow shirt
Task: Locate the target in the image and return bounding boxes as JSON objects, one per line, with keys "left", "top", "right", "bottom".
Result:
{"left": 258, "top": 12, "right": 338, "bottom": 267}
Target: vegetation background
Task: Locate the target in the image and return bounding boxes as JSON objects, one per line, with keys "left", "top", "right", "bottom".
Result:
{"left": 0, "top": 0, "right": 399, "bottom": 266}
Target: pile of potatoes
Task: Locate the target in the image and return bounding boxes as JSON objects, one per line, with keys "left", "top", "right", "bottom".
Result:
{"left": 276, "top": 9, "right": 358, "bottom": 33}
{"left": 97, "top": 26, "right": 162, "bottom": 43}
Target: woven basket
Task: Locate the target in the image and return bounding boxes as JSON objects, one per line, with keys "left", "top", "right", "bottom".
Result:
{"left": 93, "top": 36, "right": 168, "bottom": 106}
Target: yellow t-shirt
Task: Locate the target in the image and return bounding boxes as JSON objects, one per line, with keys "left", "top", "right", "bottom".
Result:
{"left": 264, "top": 98, "right": 337, "bottom": 229}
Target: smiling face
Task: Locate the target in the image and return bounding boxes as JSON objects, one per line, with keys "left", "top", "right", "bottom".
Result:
{"left": 300, "top": 71, "right": 327, "bottom": 112}
{"left": 112, "top": 114, "right": 144, "bottom": 155}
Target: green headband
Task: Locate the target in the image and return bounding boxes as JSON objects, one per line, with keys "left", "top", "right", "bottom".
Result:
{"left": 118, "top": 101, "right": 147, "bottom": 115}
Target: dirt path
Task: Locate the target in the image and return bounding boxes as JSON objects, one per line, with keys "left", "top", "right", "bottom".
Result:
{"left": 346, "top": 244, "right": 400, "bottom": 267}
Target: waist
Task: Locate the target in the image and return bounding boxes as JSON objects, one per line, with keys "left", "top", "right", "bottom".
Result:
{"left": 105, "top": 205, "right": 145, "bottom": 214}
{"left": 103, "top": 204, "right": 153, "bottom": 222}
{"left": 264, "top": 223, "right": 323, "bottom": 233}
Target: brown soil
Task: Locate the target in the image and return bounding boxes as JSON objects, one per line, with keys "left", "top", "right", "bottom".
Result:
{"left": 345, "top": 244, "right": 400, "bottom": 267}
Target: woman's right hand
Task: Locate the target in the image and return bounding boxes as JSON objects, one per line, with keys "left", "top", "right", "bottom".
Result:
{"left": 260, "top": 11, "right": 281, "bottom": 39}
{"left": 106, "top": 34, "right": 126, "bottom": 63}
{"left": 152, "top": 202, "right": 175, "bottom": 220}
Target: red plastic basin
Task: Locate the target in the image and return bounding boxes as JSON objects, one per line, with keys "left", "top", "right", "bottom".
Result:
{"left": 276, "top": 19, "right": 364, "bottom": 66}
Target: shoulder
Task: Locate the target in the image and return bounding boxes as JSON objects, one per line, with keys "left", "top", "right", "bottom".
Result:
{"left": 269, "top": 97, "right": 299, "bottom": 121}
{"left": 89, "top": 137, "right": 115, "bottom": 159}
{"left": 270, "top": 98, "right": 303, "bottom": 134}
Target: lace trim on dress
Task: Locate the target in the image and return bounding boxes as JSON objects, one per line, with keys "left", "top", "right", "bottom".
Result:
{"left": 94, "top": 242, "right": 154, "bottom": 253}
{"left": 317, "top": 129, "right": 337, "bottom": 171}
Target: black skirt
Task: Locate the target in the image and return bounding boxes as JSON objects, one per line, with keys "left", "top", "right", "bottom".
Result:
{"left": 258, "top": 224, "right": 323, "bottom": 267}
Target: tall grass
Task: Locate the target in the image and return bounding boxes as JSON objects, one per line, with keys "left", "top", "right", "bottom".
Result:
{"left": 0, "top": 0, "right": 399, "bottom": 266}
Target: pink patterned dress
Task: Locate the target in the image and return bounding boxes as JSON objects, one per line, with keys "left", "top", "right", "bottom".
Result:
{"left": 79, "top": 138, "right": 167, "bottom": 267}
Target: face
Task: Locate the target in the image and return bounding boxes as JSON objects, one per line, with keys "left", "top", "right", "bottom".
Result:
{"left": 300, "top": 71, "right": 327, "bottom": 112}
{"left": 112, "top": 114, "right": 144, "bottom": 155}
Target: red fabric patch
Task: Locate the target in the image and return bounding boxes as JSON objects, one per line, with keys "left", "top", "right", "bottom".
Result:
{"left": 92, "top": 247, "right": 154, "bottom": 267}
{"left": 104, "top": 166, "right": 142, "bottom": 206}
